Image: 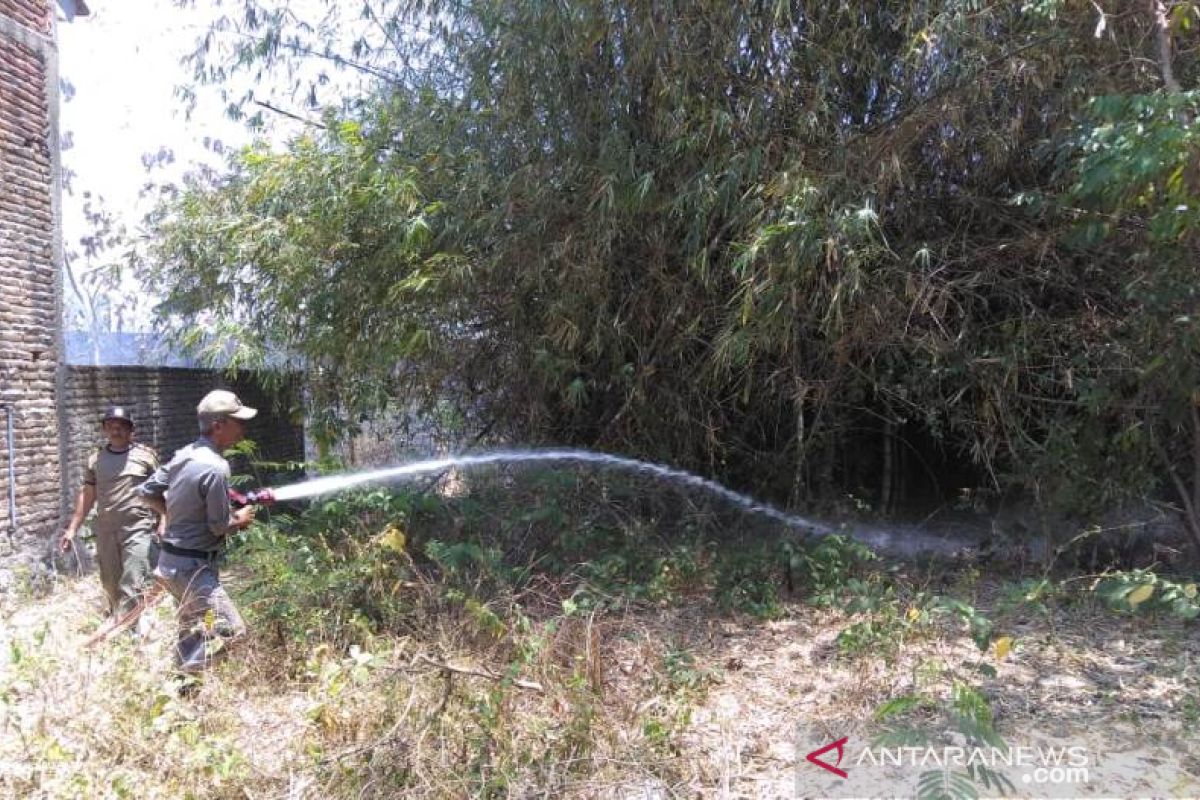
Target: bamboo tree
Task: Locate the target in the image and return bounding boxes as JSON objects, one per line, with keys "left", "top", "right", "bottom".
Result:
{"left": 144, "top": 0, "right": 1200, "bottom": 534}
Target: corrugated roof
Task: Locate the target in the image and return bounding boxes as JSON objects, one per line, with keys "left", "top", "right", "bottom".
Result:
{"left": 57, "top": 0, "right": 90, "bottom": 21}
{"left": 65, "top": 331, "right": 202, "bottom": 368}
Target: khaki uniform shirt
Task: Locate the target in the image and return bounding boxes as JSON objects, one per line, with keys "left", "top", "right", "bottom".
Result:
{"left": 84, "top": 443, "right": 160, "bottom": 539}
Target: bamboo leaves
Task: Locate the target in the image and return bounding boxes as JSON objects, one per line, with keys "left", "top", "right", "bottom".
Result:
{"left": 145, "top": 0, "right": 1200, "bottom": 519}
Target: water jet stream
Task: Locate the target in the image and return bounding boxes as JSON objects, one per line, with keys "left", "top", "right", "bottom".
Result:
{"left": 269, "top": 448, "right": 833, "bottom": 534}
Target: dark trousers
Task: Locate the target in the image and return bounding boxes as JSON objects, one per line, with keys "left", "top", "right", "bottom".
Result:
{"left": 154, "top": 552, "right": 246, "bottom": 673}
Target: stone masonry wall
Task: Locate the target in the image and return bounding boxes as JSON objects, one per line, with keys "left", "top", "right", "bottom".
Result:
{"left": 0, "top": 0, "right": 61, "bottom": 548}
{"left": 62, "top": 366, "right": 306, "bottom": 499}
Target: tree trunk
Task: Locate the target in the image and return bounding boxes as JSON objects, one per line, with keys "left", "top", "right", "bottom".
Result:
{"left": 1154, "top": 409, "right": 1200, "bottom": 557}
{"left": 1150, "top": 0, "right": 1182, "bottom": 93}
{"left": 881, "top": 419, "right": 895, "bottom": 515}
{"left": 789, "top": 379, "right": 810, "bottom": 508}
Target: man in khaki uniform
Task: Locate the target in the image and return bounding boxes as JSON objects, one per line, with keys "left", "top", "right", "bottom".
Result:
{"left": 59, "top": 407, "right": 163, "bottom": 617}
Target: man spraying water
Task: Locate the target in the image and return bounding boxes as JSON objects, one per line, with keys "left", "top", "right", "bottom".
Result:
{"left": 138, "top": 390, "right": 258, "bottom": 679}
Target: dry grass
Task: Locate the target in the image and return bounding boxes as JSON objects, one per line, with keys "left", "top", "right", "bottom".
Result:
{"left": 2, "top": 562, "right": 1199, "bottom": 799}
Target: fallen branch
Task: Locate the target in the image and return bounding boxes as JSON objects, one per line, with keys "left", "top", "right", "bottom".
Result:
{"left": 415, "top": 653, "right": 543, "bottom": 692}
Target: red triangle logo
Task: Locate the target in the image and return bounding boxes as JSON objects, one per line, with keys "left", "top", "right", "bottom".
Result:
{"left": 806, "top": 736, "right": 849, "bottom": 779}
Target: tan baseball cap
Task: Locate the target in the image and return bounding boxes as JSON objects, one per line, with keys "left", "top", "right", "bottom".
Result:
{"left": 197, "top": 390, "right": 258, "bottom": 421}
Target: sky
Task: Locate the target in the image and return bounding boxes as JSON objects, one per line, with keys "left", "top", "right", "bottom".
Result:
{"left": 57, "top": 1, "right": 255, "bottom": 243}
{"left": 56, "top": 0, "right": 256, "bottom": 351}
{"left": 54, "top": 0, "right": 339, "bottom": 360}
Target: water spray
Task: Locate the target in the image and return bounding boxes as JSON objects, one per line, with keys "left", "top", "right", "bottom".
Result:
{"left": 85, "top": 449, "right": 966, "bottom": 650}
{"left": 217, "top": 449, "right": 979, "bottom": 557}
{"left": 227, "top": 448, "right": 833, "bottom": 534}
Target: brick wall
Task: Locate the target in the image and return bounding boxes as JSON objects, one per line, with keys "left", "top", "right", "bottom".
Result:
{"left": 62, "top": 366, "right": 306, "bottom": 497}
{"left": 0, "top": 0, "right": 49, "bottom": 31}
{"left": 0, "top": 0, "right": 61, "bottom": 547}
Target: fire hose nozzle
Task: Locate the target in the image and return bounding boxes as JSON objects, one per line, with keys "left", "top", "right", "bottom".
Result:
{"left": 228, "top": 487, "right": 277, "bottom": 507}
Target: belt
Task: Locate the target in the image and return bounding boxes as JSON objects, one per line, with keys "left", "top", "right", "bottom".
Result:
{"left": 160, "top": 541, "right": 220, "bottom": 560}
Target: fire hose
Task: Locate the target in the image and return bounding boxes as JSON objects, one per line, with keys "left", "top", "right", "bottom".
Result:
{"left": 84, "top": 486, "right": 276, "bottom": 648}
{"left": 83, "top": 582, "right": 167, "bottom": 648}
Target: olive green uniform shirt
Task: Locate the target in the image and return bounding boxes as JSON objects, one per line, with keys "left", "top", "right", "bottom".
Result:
{"left": 85, "top": 443, "right": 160, "bottom": 539}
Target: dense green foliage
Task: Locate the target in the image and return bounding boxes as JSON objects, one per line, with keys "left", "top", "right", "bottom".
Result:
{"left": 144, "top": 1, "right": 1200, "bottom": 532}
{"left": 241, "top": 472, "right": 879, "bottom": 627}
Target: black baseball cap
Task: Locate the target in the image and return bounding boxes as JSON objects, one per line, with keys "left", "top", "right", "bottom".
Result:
{"left": 101, "top": 406, "right": 135, "bottom": 427}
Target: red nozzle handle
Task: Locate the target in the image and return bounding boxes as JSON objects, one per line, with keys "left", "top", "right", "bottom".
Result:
{"left": 228, "top": 488, "right": 276, "bottom": 507}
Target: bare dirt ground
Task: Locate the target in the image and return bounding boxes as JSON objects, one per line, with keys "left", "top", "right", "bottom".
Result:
{"left": 2, "top": 566, "right": 1198, "bottom": 799}
{"left": 551, "top": 576, "right": 1200, "bottom": 798}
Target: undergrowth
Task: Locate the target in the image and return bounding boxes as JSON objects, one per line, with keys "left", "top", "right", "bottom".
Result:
{"left": 2, "top": 465, "right": 1197, "bottom": 797}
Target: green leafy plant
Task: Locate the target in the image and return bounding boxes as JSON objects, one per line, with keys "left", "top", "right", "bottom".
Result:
{"left": 932, "top": 598, "right": 996, "bottom": 652}
{"left": 874, "top": 681, "right": 1015, "bottom": 800}
{"left": 995, "top": 578, "right": 1057, "bottom": 618}
{"left": 788, "top": 534, "right": 879, "bottom": 607}
{"left": 1093, "top": 570, "right": 1200, "bottom": 620}
{"left": 232, "top": 489, "right": 421, "bottom": 658}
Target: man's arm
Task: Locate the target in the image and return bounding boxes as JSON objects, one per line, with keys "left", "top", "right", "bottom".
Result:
{"left": 140, "top": 494, "right": 166, "bottom": 516}
{"left": 59, "top": 484, "right": 97, "bottom": 551}
{"left": 137, "top": 463, "right": 169, "bottom": 516}
{"left": 141, "top": 448, "right": 166, "bottom": 537}
{"left": 201, "top": 470, "right": 254, "bottom": 537}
